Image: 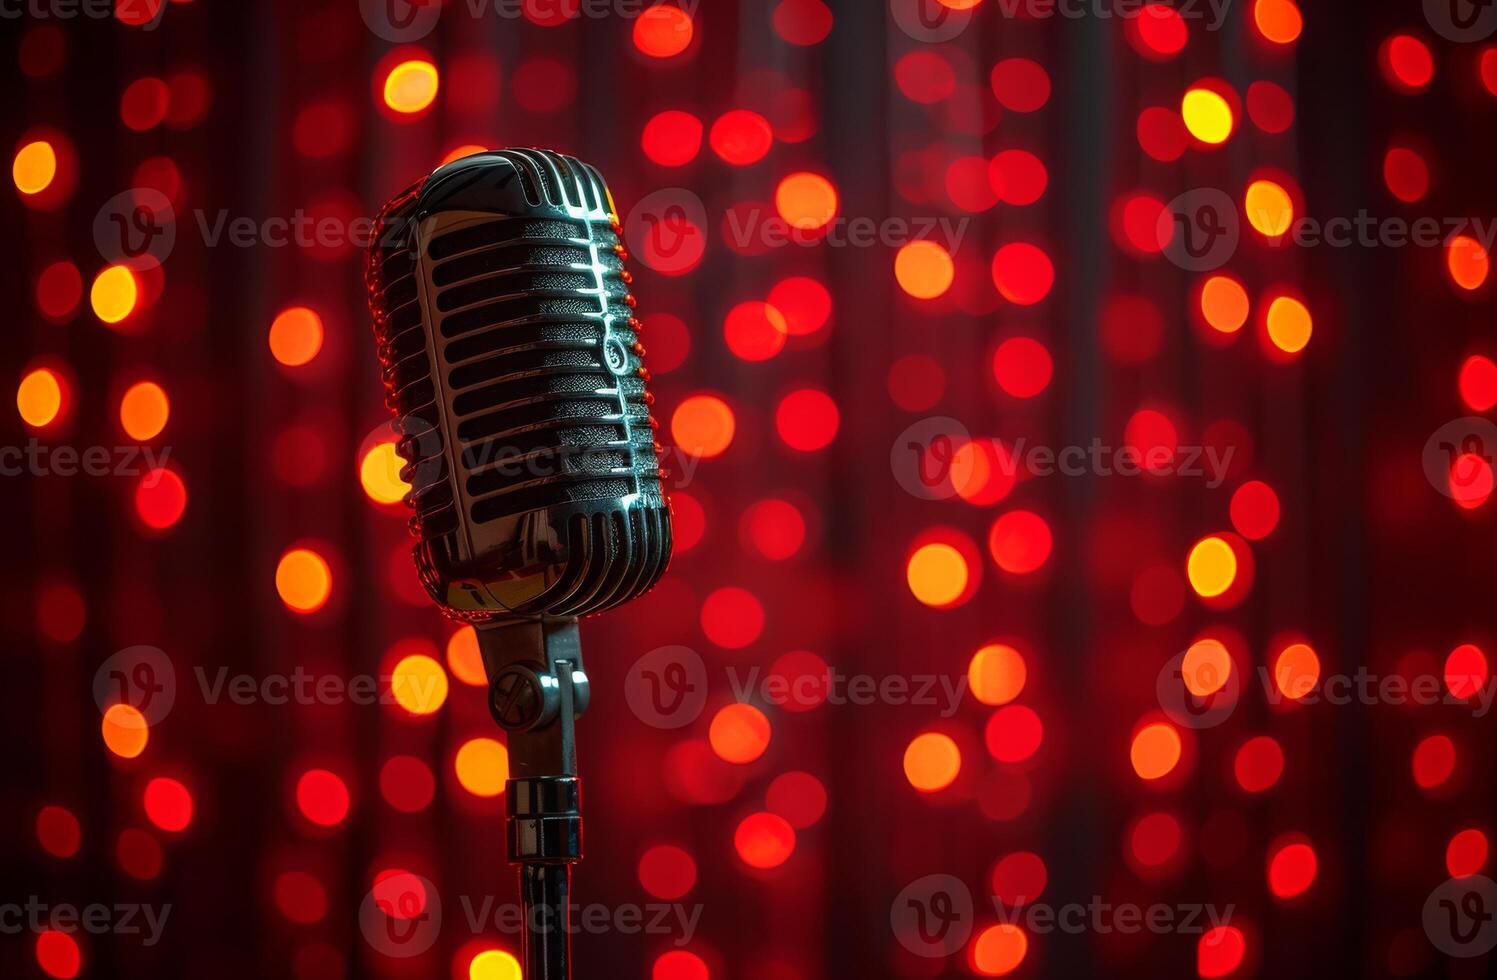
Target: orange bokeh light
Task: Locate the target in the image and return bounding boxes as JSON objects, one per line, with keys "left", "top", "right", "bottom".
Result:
{"left": 1253, "top": 0, "right": 1303, "bottom": 45}
{"left": 13, "top": 139, "right": 57, "bottom": 195}
{"left": 1272, "top": 642, "right": 1321, "bottom": 701}
{"left": 1447, "top": 235, "right": 1490, "bottom": 291}
{"left": 101, "top": 703, "right": 149, "bottom": 759}
{"left": 968, "top": 643, "right": 1027, "bottom": 706}
{"left": 390, "top": 653, "right": 449, "bottom": 716}
{"left": 671, "top": 394, "right": 736, "bottom": 458}
{"left": 906, "top": 542, "right": 970, "bottom": 607}
{"left": 708, "top": 703, "right": 772, "bottom": 764}
{"left": 971, "top": 923, "right": 1028, "bottom": 976}
{"left": 904, "top": 732, "right": 961, "bottom": 792}
{"left": 894, "top": 241, "right": 955, "bottom": 299}
{"left": 1264, "top": 295, "right": 1313, "bottom": 354}
{"left": 446, "top": 627, "right": 488, "bottom": 687}
{"left": 1130, "top": 721, "right": 1183, "bottom": 780}
{"left": 1244, "top": 179, "right": 1294, "bottom": 237}
{"left": 119, "top": 381, "right": 169, "bottom": 441}
{"left": 91, "top": 265, "right": 139, "bottom": 325}
{"left": 455, "top": 737, "right": 509, "bottom": 797}
{"left": 17, "top": 368, "right": 65, "bottom": 428}
{"left": 633, "top": 4, "right": 695, "bottom": 58}
{"left": 1181, "top": 639, "right": 1232, "bottom": 697}
{"left": 774, "top": 172, "right": 838, "bottom": 230}
{"left": 275, "top": 548, "right": 333, "bottom": 614}
{"left": 1199, "top": 275, "right": 1250, "bottom": 333}
{"left": 383, "top": 60, "right": 440, "bottom": 115}
{"left": 269, "top": 306, "right": 325, "bottom": 367}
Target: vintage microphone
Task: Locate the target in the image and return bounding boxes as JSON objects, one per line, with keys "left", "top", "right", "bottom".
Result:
{"left": 365, "top": 149, "right": 673, "bottom": 979}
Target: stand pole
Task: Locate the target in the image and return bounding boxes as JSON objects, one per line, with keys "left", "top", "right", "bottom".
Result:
{"left": 477, "top": 620, "right": 588, "bottom": 980}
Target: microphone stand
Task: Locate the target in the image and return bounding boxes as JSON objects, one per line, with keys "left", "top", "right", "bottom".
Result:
{"left": 477, "top": 619, "right": 588, "bottom": 980}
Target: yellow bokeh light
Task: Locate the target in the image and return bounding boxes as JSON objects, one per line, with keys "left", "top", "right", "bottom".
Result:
{"left": 455, "top": 737, "right": 509, "bottom": 797}
{"left": 102, "top": 703, "right": 149, "bottom": 759}
{"left": 1130, "top": 722, "right": 1182, "bottom": 780}
{"left": 391, "top": 654, "right": 449, "bottom": 716}
{"left": 903, "top": 732, "right": 961, "bottom": 792}
{"left": 1244, "top": 179, "right": 1294, "bottom": 237}
{"left": 17, "top": 369, "right": 63, "bottom": 428}
{"left": 894, "top": 241, "right": 955, "bottom": 300}
{"left": 91, "top": 265, "right": 139, "bottom": 324}
{"left": 1266, "top": 295, "right": 1313, "bottom": 354}
{"left": 1273, "top": 642, "right": 1321, "bottom": 701}
{"left": 446, "top": 627, "right": 489, "bottom": 687}
{"left": 775, "top": 172, "right": 838, "bottom": 231}
{"left": 470, "top": 950, "right": 523, "bottom": 980}
{"left": 1186, "top": 536, "right": 1237, "bottom": 598}
{"left": 384, "top": 60, "right": 440, "bottom": 115}
{"left": 360, "top": 442, "right": 410, "bottom": 505}
{"left": 906, "top": 543, "right": 968, "bottom": 607}
{"left": 1200, "top": 275, "right": 1250, "bottom": 333}
{"left": 1181, "top": 639, "right": 1232, "bottom": 697}
{"left": 269, "top": 306, "right": 324, "bottom": 367}
{"left": 276, "top": 548, "right": 333, "bottom": 614}
{"left": 968, "top": 643, "right": 1027, "bottom": 706}
{"left": 13, "top": 140, "right": 57, "bottom": 195}
{"left": 120, "top": 381, "right": 169, "bottom": 441}
{"left": 1181, "top": 88, "right": 1234, "bottom": 145}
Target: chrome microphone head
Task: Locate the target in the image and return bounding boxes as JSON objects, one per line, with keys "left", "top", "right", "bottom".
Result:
{"left": 366, "top": 149, "right": 672, "bottom": 624}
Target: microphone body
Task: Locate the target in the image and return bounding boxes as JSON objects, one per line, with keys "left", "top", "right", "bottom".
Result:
{"left": 366, "top": 149, "right": 673, "bottom": 980}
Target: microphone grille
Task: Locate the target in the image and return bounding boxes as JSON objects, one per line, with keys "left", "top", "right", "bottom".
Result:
{"left": 367, "top": 150, "right": 671, "bottom": 622}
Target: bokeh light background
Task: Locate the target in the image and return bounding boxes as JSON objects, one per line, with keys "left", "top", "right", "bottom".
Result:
{"left": 6, "top": 0, "right": 1497, "bottom": 978}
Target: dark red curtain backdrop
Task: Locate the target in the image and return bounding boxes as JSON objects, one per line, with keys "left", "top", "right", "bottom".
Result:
{"left": 5, "top": 2, "right": 1497, "bottom": 979}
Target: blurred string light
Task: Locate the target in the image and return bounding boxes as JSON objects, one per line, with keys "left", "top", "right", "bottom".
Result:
{"left": 455, "top": 738, "right": 509, "bottom": 797}
{"left": 12, "top": 139, "right": 57, "bottom": 194}
{"left": 269, "top": 306, "right": 324, "bottom": 367}
{"left": 119, "top": 382, "right": 169, "bottom": 441}
{"left": 275, "top": 547, "right": 333, "bottom": 614}
{"left": 90, "top": 265, "right": 139, "bottom": 325}
{"left": 17, "top": 367, "right": 66, "bottom": 428}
